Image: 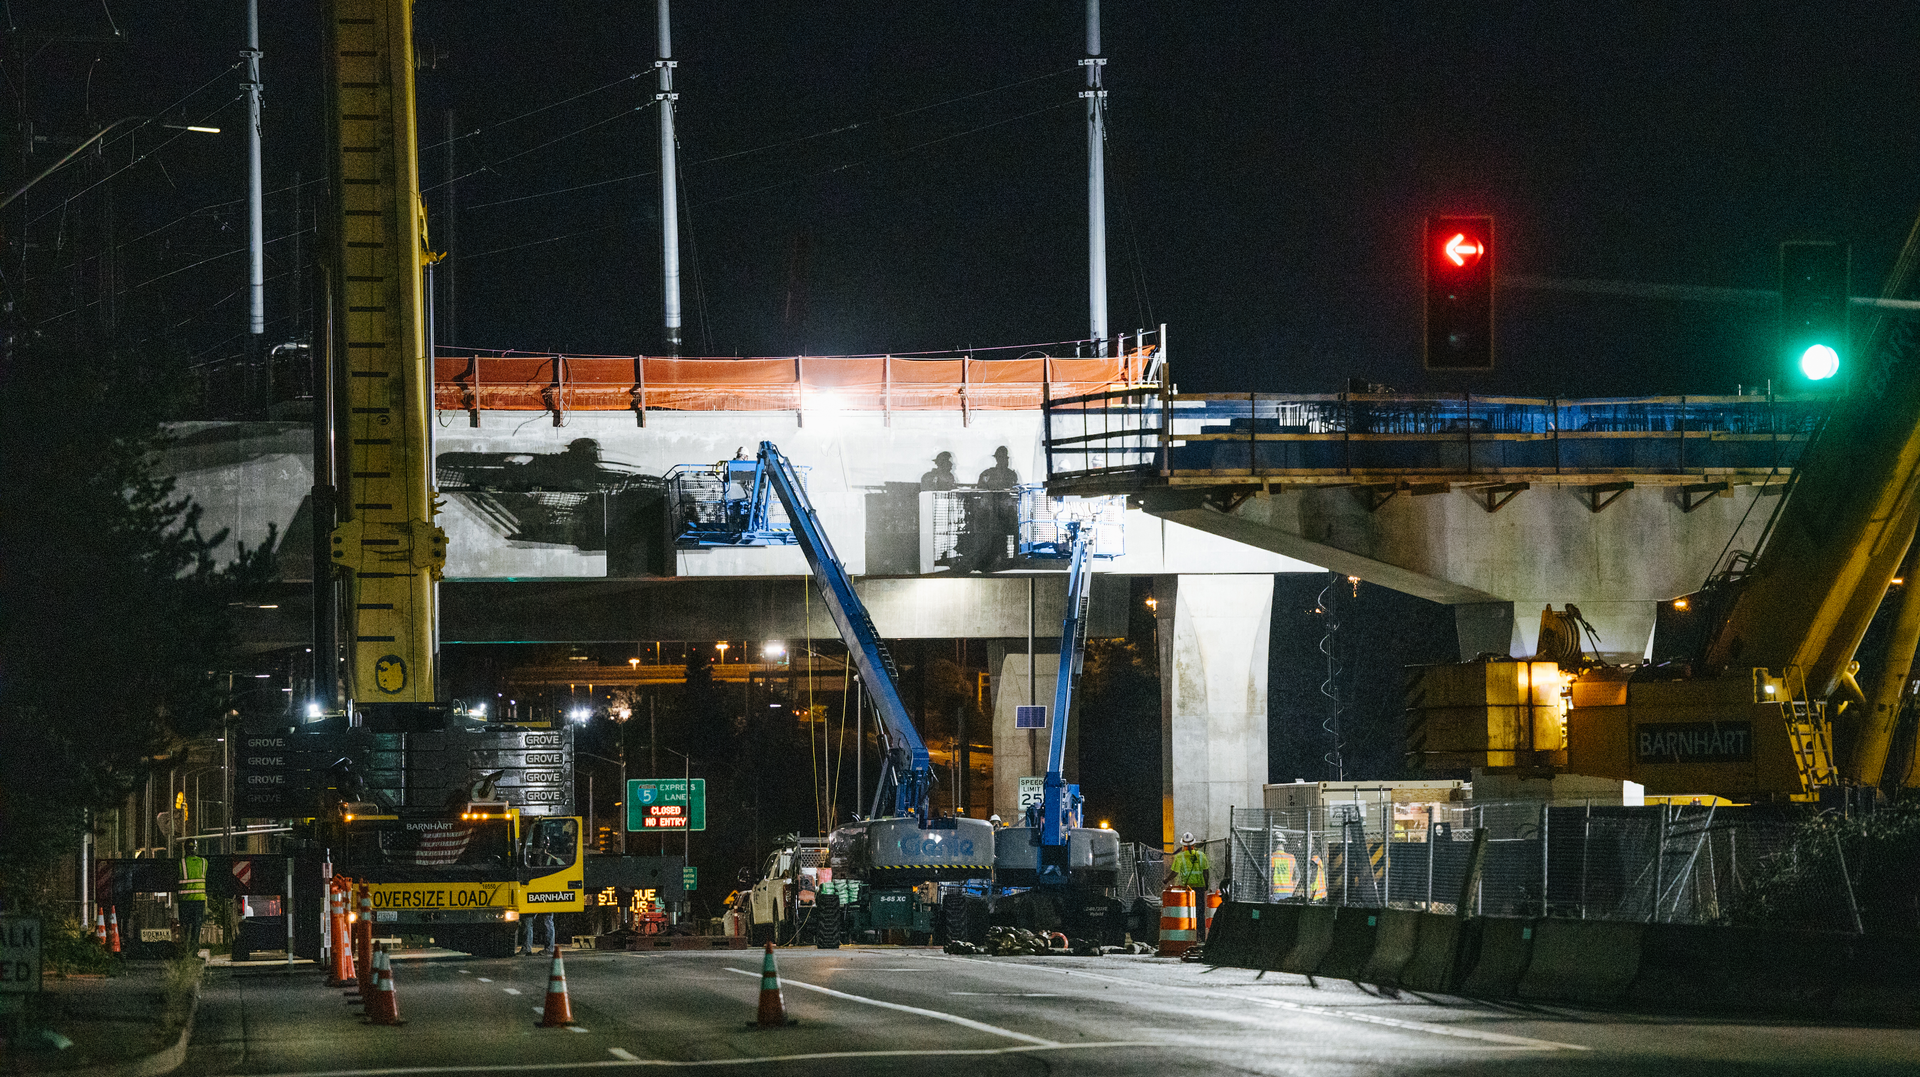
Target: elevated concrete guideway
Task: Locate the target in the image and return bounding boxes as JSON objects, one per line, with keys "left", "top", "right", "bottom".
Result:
{"left": 163, "top": 344, "right": 1300, "bottom": 847}
{"left": 167, "top": 353, "right": 1817, "bottom": 850}
{"left": 1046, "top": 386, "right": 1816, "bottom": 661}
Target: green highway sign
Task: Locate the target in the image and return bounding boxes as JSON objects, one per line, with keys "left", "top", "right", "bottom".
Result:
{"left": 683, "top": 866, "right": 697, "bottom": 891}
{"left": 627, "top": 778, "right": 706, "bottom": 832}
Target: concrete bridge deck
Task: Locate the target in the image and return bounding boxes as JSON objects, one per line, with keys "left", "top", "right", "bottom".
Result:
{"left": 1044, "top": 387, "right": 1816, "bottom": 661}
{"left": 167, "top": 357, "right": 1822, "bottom": 847}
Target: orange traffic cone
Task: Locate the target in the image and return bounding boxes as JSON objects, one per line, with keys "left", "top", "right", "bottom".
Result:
{"left": 327, "top": 889, "right": 357, "bottom": 987}
{"left": 107, "top": 908, "right": 121, "bottom": 954}
{"left": 752, "top": 942, "right": 795, "bottom": 1028}
{"left": 353, "top": 884, "right": 374, "bottom": 997}
{"left": 535, "top": 943, "right": 576, "bottom": 1027}
{"left": 95, "top": 909, "right": 107, "bottom": 946}
{"left": 362, "top": 945, "right": 405, "bottom": 1026}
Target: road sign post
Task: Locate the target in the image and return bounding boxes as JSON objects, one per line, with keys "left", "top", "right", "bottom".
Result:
{"left": 626, "top": 778, "right": 706, "bottom": 832}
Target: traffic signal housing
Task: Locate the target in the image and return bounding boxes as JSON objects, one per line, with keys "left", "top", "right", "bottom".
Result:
{"left": 1425, "top": 216, "right": 1495, "bottom": 370}
{"left": 1780, "top": 241, "right": 1849, "bottom": 383}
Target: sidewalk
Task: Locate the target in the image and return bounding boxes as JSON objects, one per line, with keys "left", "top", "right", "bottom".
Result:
{"left": 1, "top": 958, "right": 202, "bottom": 1077}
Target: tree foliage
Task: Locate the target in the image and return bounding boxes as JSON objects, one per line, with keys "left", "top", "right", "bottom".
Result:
{"left": 1726, "top": 804, "right": 1920, "bottom": 935}
{"left": 0, "top": 330, "right": 253, "bottom": 909}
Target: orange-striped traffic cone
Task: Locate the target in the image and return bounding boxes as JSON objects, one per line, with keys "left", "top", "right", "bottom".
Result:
{"left": 107, "top": 908, "right": 121, "bottom": 954}
{"left": 752, "top": 942, "right": 795, "bottom": 1028}
{"left": 95, "top": 908, "right": 107, "bottom": 946}
{"left": 535, "top": 943, "right": 575, "bottom": 1027}
{"left": 353, "top": 884, "right": 374, "bottom": 997}
{"left": 362, "top": 945, "right": 405, "bottom": 1026}
{"left": 327, "top": 888, "right": 357, "bottom": 987}
{"left": 1157, "top": 886, "right": 1197, "bottom": 956}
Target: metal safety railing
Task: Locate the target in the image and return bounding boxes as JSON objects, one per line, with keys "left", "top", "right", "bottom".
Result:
{"left": 1046, "top": 390, "right": 1827, "bottom": 487}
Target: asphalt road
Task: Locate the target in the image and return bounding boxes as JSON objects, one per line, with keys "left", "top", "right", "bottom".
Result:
{"left": 184, "top": 946, "right": 1920, "bottom": 1077}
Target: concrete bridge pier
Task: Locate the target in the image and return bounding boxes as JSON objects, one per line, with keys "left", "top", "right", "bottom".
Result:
{"left": 1155, "top": 573, "right": 1274, "bottom": 852}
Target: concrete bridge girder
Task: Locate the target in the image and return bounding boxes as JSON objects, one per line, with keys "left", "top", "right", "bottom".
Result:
{"left": 1143, "top": 482, "right": 1776, "bottom": 663}
{"left": 162, "top": 416, "right": 1313, "bottom": 851}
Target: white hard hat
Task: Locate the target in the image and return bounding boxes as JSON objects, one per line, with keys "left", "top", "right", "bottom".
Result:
{"left": 989, "top": 814, "right": 1002, "bottom": 825}
{"left": 1181, "top": 831, "right": 1196, "bottom": 845}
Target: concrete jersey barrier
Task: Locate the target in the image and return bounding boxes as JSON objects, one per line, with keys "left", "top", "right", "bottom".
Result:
{"left": 1280, "top": 906, "right": 1337, "bottom": 975}
{"left": 1206, "top": 903, "right": 1920, "bottom": 1022}
{"left": 1517, "top": 919, "right": 1644, "bottom": 1005}
{"left": 1455, "top": 917, "right": 1536, "bottom": 999}
{"left": 1316, "top": 908, "right": 1383, "bottom": 982}
{"left": 1396, "top": 913, "right": 1465, "bottom": 993}
{"left": 1357, "top": 908, "right": 1424, "bottom": 987}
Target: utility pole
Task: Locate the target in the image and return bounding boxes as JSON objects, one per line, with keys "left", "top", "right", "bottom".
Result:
{"left": 656, "top": 0, "right": 682, "bottom": 355}
{"left": 1082, "top": 0, "right": 1109, "bottom": 356}
{"left": 444, "top": 109, "right": 457, "bottom": 351}
{"left": 245, "top": 0, "right": 266, "bottom": 404}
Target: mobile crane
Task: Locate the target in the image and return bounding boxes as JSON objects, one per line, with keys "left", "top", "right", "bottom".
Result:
{"left": 1408, "top": 217, "right": 1920, "bottom": 800}
{"left": 312, "top": 1, "right": 586, "bottom": 954}
{"left": 707, "top": 443, "right": 994, "bottom": 941}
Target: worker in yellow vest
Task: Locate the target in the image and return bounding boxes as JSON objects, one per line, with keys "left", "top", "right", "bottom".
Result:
{"left": 1167, "top": 833, "right": 1212, "bottom": 940}
{"left": 177, "top": 840, "right": 208, "bottom": 949}
{"left": 1268, "top": 847, "right": 1299, "bottom": 902}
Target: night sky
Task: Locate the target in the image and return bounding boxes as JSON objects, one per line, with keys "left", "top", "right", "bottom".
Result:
{"left": 13, "top": 2, "right": 1920, "bottom": 398}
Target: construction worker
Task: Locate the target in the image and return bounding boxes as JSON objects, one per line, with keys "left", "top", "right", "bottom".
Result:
{"left": 1168, "top": 832, "right": 1211, "bottom": 891}
{"left": 177, "top": 840, "right": 208, "bottom": 949}
{"left": 1269, "top": 845, "right": 1299, "bottom": 902}
{"left": 1167, "top": 832, "right": 1213, "bottom": 941}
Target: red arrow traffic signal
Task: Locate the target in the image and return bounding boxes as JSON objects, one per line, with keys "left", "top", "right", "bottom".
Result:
{"left": 1426, "top": 216, "right": 1494, "bottom": 370}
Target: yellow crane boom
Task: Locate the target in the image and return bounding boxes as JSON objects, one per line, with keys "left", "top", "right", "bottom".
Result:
{"left": 323, "top": 0, "right": 444, "bottom": 708}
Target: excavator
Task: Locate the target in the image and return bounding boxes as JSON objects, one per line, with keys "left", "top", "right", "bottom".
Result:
{"left": 1409, "top": 214, "right": 1920, "bottom": 800}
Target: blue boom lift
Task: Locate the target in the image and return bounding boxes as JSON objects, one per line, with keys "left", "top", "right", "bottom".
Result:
{"left": 695, "top": 443, "right": 996, "bottom": 890}
{"left": 990, "top": 501, "right": 1124, "bottom": 893}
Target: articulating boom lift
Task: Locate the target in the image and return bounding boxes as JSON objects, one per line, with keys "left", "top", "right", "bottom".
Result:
{"left": 753, "top": 442, "right": 995, "bottom": 880}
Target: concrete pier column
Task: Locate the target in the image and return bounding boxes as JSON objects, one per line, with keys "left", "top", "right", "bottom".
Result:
{"left": 989, "top": 651, "right": 1074, "bottom": 823}
{"left": 1156, "top": 574, "right": 1274, "bottom": 850}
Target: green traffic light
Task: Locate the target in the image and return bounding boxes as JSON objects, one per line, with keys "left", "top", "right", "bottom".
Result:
{"left": 1799, "top": 344, "right": 1840, "bottom": 381}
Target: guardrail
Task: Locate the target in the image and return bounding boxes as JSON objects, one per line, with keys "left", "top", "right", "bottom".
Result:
{"left": 1044, "top": 388, "right": 1826, "bottom": 488}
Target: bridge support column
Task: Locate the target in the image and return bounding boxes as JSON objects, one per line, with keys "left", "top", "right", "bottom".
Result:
{"left": 1156, "top": 574, "right": 1273, "bottom": 852}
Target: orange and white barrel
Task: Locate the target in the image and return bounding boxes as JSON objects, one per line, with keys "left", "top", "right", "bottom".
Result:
{"left": 1157, "top": 886, "right": 1197, "bottom": 956}
{"left": 1202, "top": 889, "right": 1223, "bottom": 941}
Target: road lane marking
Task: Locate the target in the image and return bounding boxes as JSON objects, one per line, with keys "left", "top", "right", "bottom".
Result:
{"left": 607, "top": 1049, "right": 639, "bottom": 1061}
{"left": 942, "top": 960, "right": 1590, "bottom": 1052}
{"left": 477, "top": 978, "right": 493, "bottom": 983}
{"left": 568, "top": 1026, "right": 590, "bottom": 1034}
{"left": 948, "top": 992, "right": 1061, "bottom": 997}
{"left": 722, "top": 967, "right": 1055, "bottom": 1046}
{"left": 223, "top": 1040, "right": 1158, "bottom": 1075}
{"left": 458, "top": 970, "right": 471, "bottom": 975}
{"left": 502, "top": 987, "right": 522, "bottom": 996}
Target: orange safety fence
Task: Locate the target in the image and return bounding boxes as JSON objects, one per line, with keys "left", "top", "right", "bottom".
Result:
{"left": 432, "top": 351, "right": 1146, "bottom": 414}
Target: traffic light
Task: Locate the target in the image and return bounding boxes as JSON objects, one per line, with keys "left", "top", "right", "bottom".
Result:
{"left": 1780, "top": 241, "right": 1849, "bottom": 382}
{"left": 1425, "top": 216, "right": 1495, "bottom": 369}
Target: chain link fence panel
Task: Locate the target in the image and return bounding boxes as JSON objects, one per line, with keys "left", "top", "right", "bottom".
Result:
{"left": 1229, "top": 801, "right": 1869, "bottom": 931}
